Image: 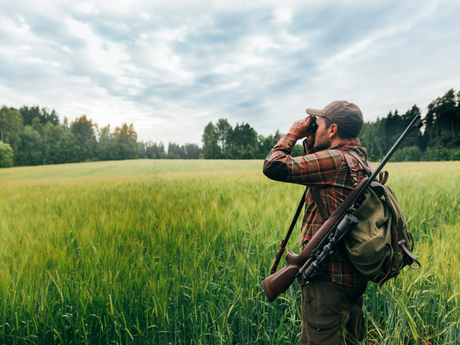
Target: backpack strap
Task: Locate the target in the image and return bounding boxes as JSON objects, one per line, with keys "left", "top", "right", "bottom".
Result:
{"left": 343, "top": 152, "right": 358, "bottom": 186}
{"left": 399, "top": 239, "right": 421, "bottom": 270}
{"left": 346, "top": 150, "right": 389, "bottom": 185}
{"left": 346, "top": 150, "right": 372, "bottom": 176}
{"left": 378, "top": 171, "right": 389, "bottom": 185}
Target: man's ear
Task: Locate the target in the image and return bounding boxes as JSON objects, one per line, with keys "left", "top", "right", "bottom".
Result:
{"left": 328, "top": 124, "right": 339, "bottom": 138}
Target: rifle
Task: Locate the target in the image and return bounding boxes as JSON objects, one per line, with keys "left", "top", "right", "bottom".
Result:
{"left": 261, "top": 115, "right": 423, "bottom": 302}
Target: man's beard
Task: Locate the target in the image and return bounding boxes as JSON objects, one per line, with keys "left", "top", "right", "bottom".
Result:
{"left": 313, "top": 132, "right": 332, "bottom": 152}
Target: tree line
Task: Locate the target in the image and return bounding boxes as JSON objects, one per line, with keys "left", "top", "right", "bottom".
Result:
{"left": 0, "top": 105, "right": 202, "bottom": 168}
{"left": 201, "top": 120, "right": 304, "bottom": 159}
{"left": 202, "top": 88, "right": 460, "bottom": 162}
{"left": 360, "top": 88, "right": 460, "bottom": 162}
{"left": 1, "top": 88, "right": 458, "bottom": 168}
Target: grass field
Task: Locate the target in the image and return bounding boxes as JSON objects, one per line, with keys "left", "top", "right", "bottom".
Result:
{"left": 1, "top": 159, "right": 460, "bottom": 344}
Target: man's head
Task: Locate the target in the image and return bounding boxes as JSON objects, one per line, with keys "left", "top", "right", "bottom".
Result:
{"left": 306, "top": 101, "right": 364, "bottom": 151}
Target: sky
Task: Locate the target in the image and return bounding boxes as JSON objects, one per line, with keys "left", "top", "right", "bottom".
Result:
{"left": 1, "top": 0, "right": 459, "bottom": 146}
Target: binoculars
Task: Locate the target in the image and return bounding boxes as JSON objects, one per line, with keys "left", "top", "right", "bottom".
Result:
{"left": 308, "top": 116, "right": 318, "bottom": 133}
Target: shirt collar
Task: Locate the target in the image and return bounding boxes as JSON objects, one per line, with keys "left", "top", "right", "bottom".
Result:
{"left": 330, "top": 138, "right": 361, "bottom": 151}
{"left": 330, "top": 138, "right": 369, "bottom": 161}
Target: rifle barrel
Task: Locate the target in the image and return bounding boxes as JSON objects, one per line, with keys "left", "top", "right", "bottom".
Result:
{"left": 371, "top": 115, "right": 422, "bottom": 181}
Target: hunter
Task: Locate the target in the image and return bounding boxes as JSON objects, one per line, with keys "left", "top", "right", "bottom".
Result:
{"left": 263, "top": 100, "right": 369, "bottom": 345}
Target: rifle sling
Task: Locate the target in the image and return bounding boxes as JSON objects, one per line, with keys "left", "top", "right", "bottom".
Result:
{"left": 270, "top": 188, "right": 307, "bottom": 274}
{"left": 284, "top": 188, "right": 307, "bottom": 247}
{"left": 311, "top": 187, "right": 330, "bottom": 220}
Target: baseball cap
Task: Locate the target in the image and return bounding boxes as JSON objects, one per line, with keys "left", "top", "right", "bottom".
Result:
{"left": 306, "top": 100, "right": 364, "bottom": 138}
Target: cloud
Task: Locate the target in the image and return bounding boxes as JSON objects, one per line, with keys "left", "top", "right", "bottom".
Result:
{"left": 0, "top": 0, "right": 459, "bottom": 146}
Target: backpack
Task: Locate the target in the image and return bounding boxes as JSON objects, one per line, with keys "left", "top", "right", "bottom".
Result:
{"left": 341, "top": 151, "right": 421, "bottom": 291}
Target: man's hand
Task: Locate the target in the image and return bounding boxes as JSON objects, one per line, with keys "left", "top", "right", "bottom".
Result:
{"left": 288, "top": 116, "right": 314, "bottom": 140}
{"left": 288, "top": 116, "right": 316, "bottom": 153}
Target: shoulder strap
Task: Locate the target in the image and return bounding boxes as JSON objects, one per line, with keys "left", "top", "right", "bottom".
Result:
{"left": 346, "top": 150, "right": 389, "bottom": 185}
{"left": 346, "top": 150, "right": 372, "bottom": 176}
{"left": 343, "top": 152, "right": 359, "bottom": 186}
{"left": 311, "top": 187, "right": 330, "bottom": 220}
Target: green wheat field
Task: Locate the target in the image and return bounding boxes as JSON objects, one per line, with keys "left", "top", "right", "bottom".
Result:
{"left": 1, "top": 160, "right": 459, "bottom": 344}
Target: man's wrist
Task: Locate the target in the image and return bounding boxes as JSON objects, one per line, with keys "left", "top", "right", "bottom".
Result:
{"left": 285, "top": 133, "right": 298, "bottom": 141}
{"left": 274, "top": 133, "right": 297, "bottom": 153}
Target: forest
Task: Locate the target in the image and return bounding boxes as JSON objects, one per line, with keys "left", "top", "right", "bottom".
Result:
{"left": 202, "top": 88, "right": 460, "bottom": 161}
{"left": 360, "top": 88, "right": 460, "bottom": 162}
{"left": 0, "top": 88, "right": 459, "bottom": 167}
{"left": 0, "top": 105, "right": 202, "bottom": 167}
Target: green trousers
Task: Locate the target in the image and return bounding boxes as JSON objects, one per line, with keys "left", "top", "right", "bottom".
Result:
{"left": 300, "top": 279, "right": 367, "bottom": 345}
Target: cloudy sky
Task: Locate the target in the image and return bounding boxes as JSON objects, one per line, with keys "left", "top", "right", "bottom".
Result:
{"left": 1, "top": 0, "right": 459, "bottom": 145}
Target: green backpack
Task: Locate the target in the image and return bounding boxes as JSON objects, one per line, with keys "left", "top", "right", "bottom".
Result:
{"left": 342, "top": 151, "right": 421, "bottom": 291}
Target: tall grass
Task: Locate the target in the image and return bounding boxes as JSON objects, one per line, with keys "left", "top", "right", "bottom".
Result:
{"left": 0, "top": 160, "right": 459, "bottom": 344}
{"left": 0, "top": 159, "right": 263, "bottom": 181}
{"left": 363, "top": 162, "right": 460, "bottom": 344}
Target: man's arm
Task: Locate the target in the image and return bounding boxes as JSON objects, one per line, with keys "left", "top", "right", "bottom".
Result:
{"left": 263, "top": 135, "right": 343, "bottom": 186}
{"left": 263, "top": 117, "right": 315, "bottom": 182}
{"left": 263, "top": 133, "right": 297, "bottom": 181}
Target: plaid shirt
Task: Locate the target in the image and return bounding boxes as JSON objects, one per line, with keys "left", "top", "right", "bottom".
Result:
{"left": 263, "top": 134, "right": 369, "bottom": 287}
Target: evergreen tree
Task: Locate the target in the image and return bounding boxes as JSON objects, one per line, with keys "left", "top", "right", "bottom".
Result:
{"left": 230, "top": 123, "right": 257, "bottom": 159}
{"left": 19, "top": 106, "right": 60, "bottom": 126}
{"left": 19, "top": 106, "right": 41, "bottom": 126}
{"left": 184, "top": 143, "right": 202, "bottom": 159}
{"left": 401, "top": 105, "right": 422, "bottom": 148}
{"left": 167, "top": 142, "right": 181, "bottom": 159}
{"left": 141, "top": 142, "right": 165, "bottom": 159}
{"left": 139, "top": 141, "right": 165, "bottom": 159}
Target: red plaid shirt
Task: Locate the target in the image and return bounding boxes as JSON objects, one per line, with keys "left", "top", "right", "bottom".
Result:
{"left": 263, "top": 134, "right": 369, "bottom": 287}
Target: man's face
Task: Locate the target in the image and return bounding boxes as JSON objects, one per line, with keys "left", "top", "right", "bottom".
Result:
{"left": 313, "top": 117, "right": 332, "bottom": 152}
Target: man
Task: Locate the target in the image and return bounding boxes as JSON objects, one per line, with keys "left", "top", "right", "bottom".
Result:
{"left": 263, "top": 101, "right": 369, "bottom": 345}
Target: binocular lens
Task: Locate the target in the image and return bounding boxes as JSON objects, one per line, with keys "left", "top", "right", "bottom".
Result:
{"left": 308, "top": 117, "right": 318, "bottom": 133}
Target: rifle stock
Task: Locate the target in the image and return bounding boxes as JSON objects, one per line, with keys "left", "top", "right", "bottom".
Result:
{"left": 261, "top": 115, "right": 423, "bottom": 302}
{"left": 261, "top": 178, "right": 368, "bottom": 302}
{"left": 261, "top": 264, "right": 298, "bottom": 302}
